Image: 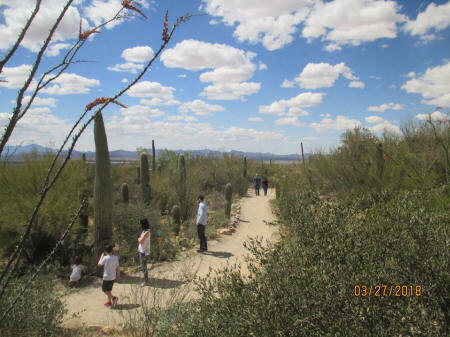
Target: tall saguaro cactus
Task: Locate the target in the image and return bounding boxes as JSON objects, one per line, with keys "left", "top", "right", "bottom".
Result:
{"left": 152, "top": 139, "right": 156, "bottom": 173}
{"left": 94, "top": 112, "right": 113, "bottom": 254}
{"left": 178, "top": 154, "right": 187, "bottom": 219}
{"left": 225, "top": 183, "right": 232, "bottom": 218}
{"left": 120, "top": 182, "right": 129, "bottom": 204}
{"left": 243, "top": 156, "right": 247, "bottom": 178}
{"left": 140, "top": 153, "right": 151, "bottom": 204}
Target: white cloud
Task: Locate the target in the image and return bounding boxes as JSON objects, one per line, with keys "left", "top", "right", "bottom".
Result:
{"left": 302, "top": 0, "right": 405, "bottom": 51}
{"left": 161, "top": 39, "right": 260, "bottom": 100}
{"left": 166, "top": 115, "right": 198, "bottom": 122}
{"left": 179, "top": 99, "right": 225, "bottom": 116}
{"left": 289, "top": 62, "right": 359, "bottom": 89}
{"left": 108, "top": 46, "right": 154, "bottom": 74}
{"left": 0, "top": 0, "right": 82, "bottom": 52}
{"left": 365, "top": 115, "right": 384, "bottom": 124}
{"left": 107, "top": 62, "right": 144, "bottom": 74}
{"left": 200, "top": 0, "right": 314, "bottom": 51}
{"left": 22, "top": 96, "right": 58, "bottom": 107}
{"left": 121, "top": 78, "right": 129, "bottom": 83}
{"left": 0, "top": 65, "right": 32, "bottom": 89}
{"left": 367, "top": 102, "right": 404, "bottom": 112}
{"left": 127, "top": 81, "right": 175, "bottom": 99}
{"left": 260, "top": 92, "right": 324, "bottom": 116}
{"left": 381, "top": 44, "right": 389, "bottom": 48}
{"left": 46, "top": 43, "right": 71, "bottom": 57}
{"left": 40, "top": 73, "right": 100, "bottom": 95}
{"left": 248, "top": 117, "right": 263, "bottom": 122}
{"left": 320, "top": 113, "right": 331, "bottom": 117}
{"left": 177, "top": 74, "right": 187, "bottom": 78}
{"left": 117, "top": 105, "right": 165, "bottom": 125}
{"left": 281, "top": 79, "right": 295, "bottom": 88}
{"left": 403, "top": 2, "right": 450, "bottom": 41}
{"left": 401, "top": 61, "right": 450, "bottom": 107}
{"left": 416, "top": 111, "right": 449, "bottom": 121}
{"left": 310, "top": 115, "right": 361, "bottom": 132}
{"left": 140, "top": 98, "right": 180, "bottom": 106}
{"left": 259, "top": 62, "right": 268, "bottom": 70}
{"left": 275, "top": 117, "right": 306, "bottom": 127}
{"left": 366, "top": 117, "right": 400, "bottom": 134}
{"left": 349, "top": 81, "right": 365, "bottom": 89}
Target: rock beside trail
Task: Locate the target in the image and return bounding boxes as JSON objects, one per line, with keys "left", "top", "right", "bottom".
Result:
{"left": 218, "top": 228, "right": 233, "bottom": 235}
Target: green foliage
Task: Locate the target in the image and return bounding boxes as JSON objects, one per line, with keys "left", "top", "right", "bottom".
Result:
{"left": 171, "top": 205, "right": 181, "bottom": 235}
{"left": 178, "top": 154, "right": 187, "bottom": 220}
{"left": 152, "top": 139, "right": 156, "bottom": 173}
{"left": 224, "top": 183, "right": 232, "bottom": 218}
{"left": 94, "top": 112, "right": 113, "bottom": 253}
{"left": 121, "top": 182, "right": 129, "bottom": 204}
{"left": 243, "top": 156, "right": 247, "bottom": 178}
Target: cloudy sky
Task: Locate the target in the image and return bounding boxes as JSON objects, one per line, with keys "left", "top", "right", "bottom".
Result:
{"left": 0, "top": 0, "right": 449, "bottom": 154}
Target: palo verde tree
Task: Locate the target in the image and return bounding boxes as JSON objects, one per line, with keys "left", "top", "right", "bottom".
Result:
{"left": 0, "top": 0, "right": 191, "bottom": 323}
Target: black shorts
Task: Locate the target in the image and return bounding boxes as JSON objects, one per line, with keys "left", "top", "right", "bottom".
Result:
{"left": 102, "top": 280, "right": 114, "bottom": 292}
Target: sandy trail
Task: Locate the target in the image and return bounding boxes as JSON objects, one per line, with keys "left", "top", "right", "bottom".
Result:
{"left": 63, "top": 188, "right": 278, "bottom": 328}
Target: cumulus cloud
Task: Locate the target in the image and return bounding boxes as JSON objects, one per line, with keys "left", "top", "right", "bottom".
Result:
{"left": 140, "top": 98, "right": 180, "bottom": 106}
{"left": 367, "top": 102, "right": 404, "bottom": 112}
{"left": 0, "top": 65, "right": 32, "bottom": 89}
{"left": 0, "top": 0, "right": 82, "bottom": 52}
{"left": 200, "top": 0, "right": 314, "bottom": 51}
{"left": 22, "top": 96, "right": 58, "bottom": 108}
{"left": 281, "top": 79, "right": 296, "bottom": 88}
{"left": 46, "top": 43, "right": 71, "bottom": 57}
{"left": 302, "top": 0, "right": 405, "bottom": 51}
{"left": 275, "top": 117, "right": 306, "bottom": 127}
{"left": 365, "top": 116, "right": 400, "bottom": 134}
{"left": 127, "top": 81, "right": 175, "bottom": 99}
{"left": 259, "top": 92, "right": 324, "bottom": 115}
{"left": 401, "top": 61, "right": 450, "bottom": 107}
{"left": 166, "top": 115, "right": 198, "bottom": 122}
{"left": 349, "top": 81, "right": 365, "bottom": 88}
{"left": 161, "top": 39, "right": 260, "bottom": 100}
{"left": 120, "top": 105, "right": 165, "bottom": 120}
{"left": 365, "top": 115, "right": 384, "bottom": 124}
{"left": 179, "top": 99, "right": 225, "bottom": 116}
{"left": 310, "top": 115, "right": 361, "bottom": 132}
{"left": 403, "top": 2, "right": 450, "bottom": 41}
{"left": 108, "top": 46, "right": 154, "bottom": 74}
{"left": 40, "top": 73, "right": 100, "bottom": 95}
{"left": 287, "top": 62, "right": 360, "bottom": 89}
{"left": 248, "top": 117, "right": 263, "bottom": 122}
{"left": 416, "top": 111, "right": 449, "bottom": 121}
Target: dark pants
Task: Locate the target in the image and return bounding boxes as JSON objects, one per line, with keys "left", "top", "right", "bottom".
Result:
{"left": 263, "top": 186, "right": 268, "bottom": 196}
{"left": 197, "top": 224, "right": 207, "bottom": 251}
{"left": 139, "top": 252, "right": 148, "bottom": 282}
{"left": 255, "top": 185, "right": 260, "bottom": 196}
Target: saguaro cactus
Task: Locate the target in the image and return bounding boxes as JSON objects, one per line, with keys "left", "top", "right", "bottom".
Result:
{"left": 81, "top": 152, "right": 86, "bottom": 164}
{"left": 243, "top": 156, "right": 247, "bottom": 178}
{"left": 225, "top": 183, "right": 232, "bottom": 218}
{"left": 120, "top": 182, "right": 129, "bottom": 204}
{"left": 178, "top": 154, "right": 187, "bottom": 219}
{"left": 152, "top": 139, "right": 156, "bottom": 173}
{"left": 136, "top": 166, "right": 140, "bottom": 184}
{"left": 94, "top": 112, "right": 113, "bottom": 254}
{"left": 140, "top": 153, "right": 151, "bottom": 204}
{"left": 171, "top": 205, "right": 181, "bottom": 235}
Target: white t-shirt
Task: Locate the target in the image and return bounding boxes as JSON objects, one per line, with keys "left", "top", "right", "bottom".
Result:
{"left": 197, "top": 202, "right": 207, "bottom": 226}
{"left": 100, "top": 255, "right": 119, "bottom": 281}
{"left": 138, "top": 230, "right": 151, "bottom": 255}
{"left": 70, "top": 264, "right": 85, "bottom": 282}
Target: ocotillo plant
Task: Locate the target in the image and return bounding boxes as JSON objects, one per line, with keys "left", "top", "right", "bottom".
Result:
{"left": 171, "top": 205, "right": 182, "bottom": 236}
{"left": 94, "top": 112, "right": 113, "bottom": 255}
{"left": 243, "top": 156, "right": 247, "bottom": 178}
{"left": 140, "top": 153, "right": 151, "bottom": 204}
{"left": 225, "top": 183, "right": 232, "bottom": 218}
{"left": 136, "top": 166, "right": 140, "bottom": 184}
{"left": 178, "top": 154, "right": 187, "bottom": 219}
{"left": 120, "top": 182, "right": 129, "bottom": 204}
{"left": 152, "top": 139, "right": 156, "bottom": 173}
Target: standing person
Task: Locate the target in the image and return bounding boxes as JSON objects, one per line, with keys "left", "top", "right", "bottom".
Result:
{"left": 68, "top": 255, "right": 86, "bottom": 288}
{"left": 262, "top": 177, "right": 269, "bottom": 196}
{"left": 97, "top": 245, "right": 120, "bottom": 307}
{"left": 196, "top": 195, "right": 208, "bottom": 252}
{"left": 253, "top": 173, "right": 261, "bottom": 196}
{"left": 137, "top": 218, "right": 151, "bottom": 287}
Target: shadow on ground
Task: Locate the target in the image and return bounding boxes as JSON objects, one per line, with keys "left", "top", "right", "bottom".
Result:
{"left": 201, "top": 251, "right": 233, "bottom": 258}
{"left": 120, "top": 275, "right": 185, "bottom": 289}
{"left": 111, "top": 303, "right": 140, "bottom": 311}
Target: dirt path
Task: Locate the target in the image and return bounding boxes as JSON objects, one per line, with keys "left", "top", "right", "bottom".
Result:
{"left": 63, "top": 188, "right": 278, "bottom": 328}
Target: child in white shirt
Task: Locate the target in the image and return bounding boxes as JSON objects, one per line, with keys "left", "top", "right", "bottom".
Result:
{"left": 97, "top": 245, "right": 120, "bottom": 307}
{"left": 68, "top": 256, "right": 86, "bottom": 288}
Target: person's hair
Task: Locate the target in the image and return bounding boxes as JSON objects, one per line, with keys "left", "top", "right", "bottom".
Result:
{"left": 74, "top": 256, "right": 81, "bottom": 265}
{"left": 104, "top": 245, "right": 114, "bottom": 254}
{"left": 198, "top": 195, "right": 204, "bottom": 201}
{"left": 140, "top": 218, "right": 149, "bottom": 230}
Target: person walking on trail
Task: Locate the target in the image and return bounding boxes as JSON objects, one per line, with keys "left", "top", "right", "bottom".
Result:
{"left": 253, "top": 173, "right": 261, "bottom": 196}
{"left": 196, "top": 195, "right": 208, "bottom": 252}
{"left": 137, "top": 218, "right": 151, "bottom": 287}
{"left": 262, "top": 177, "right": 269, "bottom": 196}
{"left": 97, "top": 245, "right": 120, "bottom": 307}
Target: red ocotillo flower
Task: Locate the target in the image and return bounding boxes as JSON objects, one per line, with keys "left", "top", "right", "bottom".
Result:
{"left": 79, "top": 20, "right": 100, "bottom": 40}
{"left": 122, "top": 0, "right": 147, "bottom": 19}
{"left": 162, "top": 10, "right": 169, "bottom": 42}
{"left": 85, "top": 97, "right": 127, "bottom": 112}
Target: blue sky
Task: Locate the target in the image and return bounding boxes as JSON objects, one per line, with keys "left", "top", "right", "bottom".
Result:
{"left": 0, "top": 0, "right": 449, "bottom": 154}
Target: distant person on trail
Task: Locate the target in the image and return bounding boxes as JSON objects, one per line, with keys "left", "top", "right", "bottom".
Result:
{"left": 196, "top": 195, "right": 208, "bottom": 252}
{"left": 253, "top": 174, "right": 261, "bottom": 196}
{"left": 137, "top": 218, "right": 151, "bottom": 287}
{"left": 98, "top": 245, "right": 120, "bottom": 307}
{"left": 68, "top": 255, "right": 86, "bottom": 288}
{"left": 262, "top": 177, "right": 269, "bottom": 196}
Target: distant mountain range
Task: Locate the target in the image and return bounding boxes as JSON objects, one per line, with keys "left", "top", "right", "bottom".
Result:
{"left": 5, "top": 144, "right": 309, "bottom": 162}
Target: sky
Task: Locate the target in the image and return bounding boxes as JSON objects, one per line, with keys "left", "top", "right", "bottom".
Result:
{"left": 0, "top": 0, "right": 449, "bottom": 155}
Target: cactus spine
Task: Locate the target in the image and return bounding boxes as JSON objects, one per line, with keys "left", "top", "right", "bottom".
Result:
{"left": 172, "top": 205, "right": 181, "bottom": 235}
{"left": 225, "top": 183, "right": 232, "bottom": 218}
{"left": 140, "top": 153, "right": 151, "bottom": 204}
{"left": 152, "top": 139, "right": 156, "bottom": 173}
{"left": 121, "top": 182, "right": 129, "bottom": 204}
{"left": 178, "top": 154, "right": 187, "bottom": 219}
{"left": 94, "top": 112, "right": 113, "bottom": 254}
{"left": 243, "top": 156, "right": 247, "bottom": 178}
